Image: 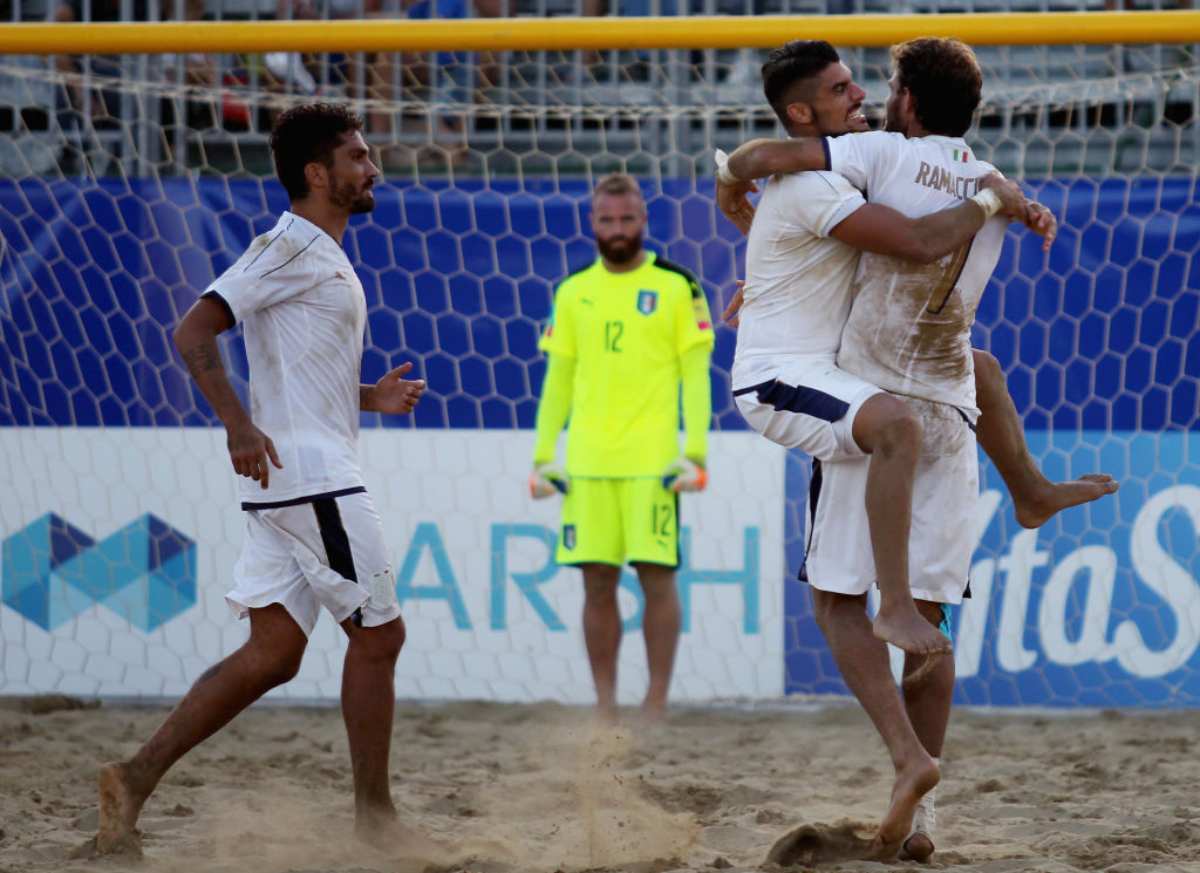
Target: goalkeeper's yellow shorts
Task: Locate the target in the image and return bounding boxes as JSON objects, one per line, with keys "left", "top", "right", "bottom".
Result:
{"left": 556, "top": 477, "right": 679, "bottom": 569}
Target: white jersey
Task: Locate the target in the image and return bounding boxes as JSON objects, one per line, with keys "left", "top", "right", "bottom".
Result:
{"left": 731, "top": 170, "right": 865, "bottom": 389}
{"left": 204, "top": 211, "right": 367, "bottom": 508}
{"left": 826, "top": 130, "right": 1008, "bottom": 418}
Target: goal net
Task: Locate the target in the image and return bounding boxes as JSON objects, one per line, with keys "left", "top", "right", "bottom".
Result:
{"left": 1, "top": 25, "right": 1198, "bottom": 707}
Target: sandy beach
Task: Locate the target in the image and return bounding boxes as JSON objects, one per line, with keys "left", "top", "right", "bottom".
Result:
{"left": 2, "top": 696, "right": 1199, "bottom": 873}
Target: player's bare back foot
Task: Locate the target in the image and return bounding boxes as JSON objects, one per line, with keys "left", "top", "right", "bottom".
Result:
{"left": 355, "top": 808, "right": 443, "bottom": 859}
{"left": 872, "top": 607, "right": 951, "bottom": 656}
{"left": 1014, "top": 473, "right": 1119, "bottom": 529}
{"left": 900, "top": 831, "right": 935, "bottom": 863}
{"left": 873, "top": 755, "right": 939, "bottom": 858}
{"left": 639, "top": 699, "right": 667, "bottom": 724}
{"left": 95, "top": 762, "right": 147, "bottom": 857}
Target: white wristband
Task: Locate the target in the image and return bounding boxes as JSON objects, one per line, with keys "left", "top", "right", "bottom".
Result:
{"left": 714, "top": 148, "right": 739, "bottom": 186}
{"left": 970, "top": 187, "right": 1002, "bottom": 218}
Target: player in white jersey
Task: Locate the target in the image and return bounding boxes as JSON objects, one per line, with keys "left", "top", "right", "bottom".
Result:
{"left": 723, "top": 40, "right": 1045, "bottom": 661}
{"left": 720, "top": 39, "right": 1118, "bottom": 862}
{"left": 95, "top": 104, "right": 430, "bottom": 858}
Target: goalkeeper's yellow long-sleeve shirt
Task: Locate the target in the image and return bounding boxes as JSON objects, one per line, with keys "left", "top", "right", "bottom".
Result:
{"left": 533, "top": 252, "right": 714, "bottom": 478}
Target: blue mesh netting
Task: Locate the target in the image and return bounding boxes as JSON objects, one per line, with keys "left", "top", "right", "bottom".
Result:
{"left": 2, "top": 174, "right": 1199, "bottom": 706}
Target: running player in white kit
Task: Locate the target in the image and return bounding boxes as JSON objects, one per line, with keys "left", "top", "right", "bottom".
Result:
{"left": 95, "top": 104, "right": 431, "bottom": 858}
{"left": 720, "top": 39, "right": 1118, "bottom": 861}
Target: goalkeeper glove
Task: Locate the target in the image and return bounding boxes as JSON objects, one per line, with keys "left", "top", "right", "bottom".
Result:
{"left": 529, "top": 463, "right": 569, "bottom": 499}
{"left": 662, "top": 457, "right": 707, "bottom": 493}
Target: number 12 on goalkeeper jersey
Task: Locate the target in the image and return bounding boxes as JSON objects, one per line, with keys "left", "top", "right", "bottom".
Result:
{"left": 538, "top": 252, "right": 715, "bottom": 479}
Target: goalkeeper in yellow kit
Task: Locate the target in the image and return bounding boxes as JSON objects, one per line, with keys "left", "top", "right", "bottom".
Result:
{"left": 531, "top": 173, "right": 715, "bottom": 722}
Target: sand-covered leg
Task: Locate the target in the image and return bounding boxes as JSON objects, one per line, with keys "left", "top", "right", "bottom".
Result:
{"left": 872, "top": 755, "right": 939, "bottom": 857}
{"left": 95, "top": 762, "right": 146, "bottom": 857}
{"left": 899, "top": 784, "right": 938, "bottom": 863}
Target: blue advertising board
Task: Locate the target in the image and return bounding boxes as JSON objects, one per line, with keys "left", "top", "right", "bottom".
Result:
{"left": 1, "top": 175, "right": 1197, "bottom": 706}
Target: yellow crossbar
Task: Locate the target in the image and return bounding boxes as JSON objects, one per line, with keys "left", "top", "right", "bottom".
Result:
{"left": 2, "top": 10, "right": 1200, "bottom": 55}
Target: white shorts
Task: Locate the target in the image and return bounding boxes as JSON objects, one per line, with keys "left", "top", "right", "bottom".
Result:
{"left": 801, "top": 399, "right": 979, "bottom": 605}
{"left": 733, "top": 359, "right": 880, "bottom": 462}
{"left": 227, "top": 489, "right": 401, "bottom": 637}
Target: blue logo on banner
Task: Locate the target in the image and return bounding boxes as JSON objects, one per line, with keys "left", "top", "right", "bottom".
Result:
{"left": 2, "top": 514, "right": 197, "bottom": 632}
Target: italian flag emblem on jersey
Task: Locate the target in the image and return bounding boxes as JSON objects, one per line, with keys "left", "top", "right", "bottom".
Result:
{"left": 637, "top": 290, "right": 658, "bottom": 315}
{"left": 952, "top": 148, "right": 970, "bottom": 163}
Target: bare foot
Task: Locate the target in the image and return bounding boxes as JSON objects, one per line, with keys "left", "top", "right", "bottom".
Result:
{"left": 356, "top": 808, "right": 443, "bottom": 860}
{"left": 872, "top": 607, "right": 952, "bottom": 656}
{"left": 900, "top": 831, "right": 935, "bottom": 863}
{"left": 874, "top": 755, "right": 940, "bottom": 856}
{"left": 594, "top": 702, "right": 619, "bottom": 727}
{"left": 639, "top": 698, "right": 667, "bottom": 724}
{"left": 1014, "top": 473, "right": 1119, "bottom": 529}
{"left": 96, "top": 762, "right": 146, "bottom": 857}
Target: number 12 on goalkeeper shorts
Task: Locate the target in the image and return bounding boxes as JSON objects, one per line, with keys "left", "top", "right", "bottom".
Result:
{"left": 651, "top": 502, "right": 674, "bottom": 538}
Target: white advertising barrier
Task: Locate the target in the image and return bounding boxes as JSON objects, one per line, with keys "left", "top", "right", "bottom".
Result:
{"left": 0, "top": 429, "right": 785, "bottom": 704}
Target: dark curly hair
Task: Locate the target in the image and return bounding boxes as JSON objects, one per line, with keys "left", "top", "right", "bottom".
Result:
{"left": 891, "top": 38, "right": 982, "bottom": 137}
{"left": 761, "top": 40, "right": 841, "bottom": 131}
{"left": 269, "top": 103, "right": 365, "bottom": 201}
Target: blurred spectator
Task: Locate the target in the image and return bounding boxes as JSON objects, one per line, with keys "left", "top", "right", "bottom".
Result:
{"left": 160, "top": 0, "right": 254, "bottom": 130}
{"left": 265, "top": 0, "right": 334, "bottom": 95}
{"left": 162, "top": 0, "right": 218, "bottom": 89}
{"left": 393, "top": 0, "right": 507, "bottom": 97}
{"left": 1105, "top": 0, "right": 1190, "bottom": 7}
{"left": 582, "top": 0, "right": 678, "bottom": 14}
{"left": 579, "top": 0, "right": 788, "bottom": 14}
{"left": 55, "top": 0, "right": 149, "bottom": 116}
{"left": 362, "top": 0, "right": 507, "bottom": 166}
{"left": 54, "top": 0, "right": 149, "bottom": 27}
{"left": 1105, "top": 0, "right": 1194, "bottom": 120}
{"left": 55, "top": 0, "right": 151, "bottom": 173}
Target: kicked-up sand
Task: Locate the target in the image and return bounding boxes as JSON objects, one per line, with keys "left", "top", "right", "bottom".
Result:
{"left": 2, "top": 696, "right": 1199, "bottom": 873}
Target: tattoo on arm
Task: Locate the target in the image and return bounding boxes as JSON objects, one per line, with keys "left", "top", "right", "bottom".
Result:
{"left": 177, "top": 334, "right": 248, "bottom": 425}
{"left": 181, "top": 342, "right": 222, "bottom": 377}
{"left": 359, "top": 385, "right": 374, "bottom": 412}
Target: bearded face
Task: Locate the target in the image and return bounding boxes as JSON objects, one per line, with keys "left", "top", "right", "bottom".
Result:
{"left": 884, "top": 73, "right": 908, "bottom": 134}
{"left": 330, "top": 174, "right": 375, "bottom": 214}
{"left": 322, "top": 130, "right": 378, "bottom": 214}
{"left": 596, "top": 226, "right": 643, "bottom": 264}
{"left": 591, "top": 191, "right": 647, "bottom": 266}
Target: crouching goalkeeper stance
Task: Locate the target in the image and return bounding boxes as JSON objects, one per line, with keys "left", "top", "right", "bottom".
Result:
{"left": 530, "top": 172, "right": 714, "bottom": 723}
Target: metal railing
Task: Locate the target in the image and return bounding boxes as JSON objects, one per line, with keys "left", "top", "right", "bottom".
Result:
{"left": 0, "top": 1, "right": 1197, "bottom": 178}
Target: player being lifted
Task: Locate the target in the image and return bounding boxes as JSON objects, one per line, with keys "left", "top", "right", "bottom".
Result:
{"left": 720, "top": 42, "right": 1113, "bottom": 657}
{"left": 95, "top": 104, "right": 429, "bottom": 856}
{"left": 530, "top": 173, "right": 714, "bottom": 723}
{"left": 721, "top": 40, "right": 1046, "bottom": 659}
{"left": 716, "top": 40, "right": 1117, "bottom": 860}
